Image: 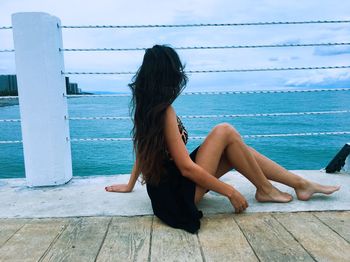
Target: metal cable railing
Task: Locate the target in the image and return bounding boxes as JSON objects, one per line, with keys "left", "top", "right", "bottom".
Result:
{"left": 1, "top": 131, "right": 350, "bottom": 144}
{"left": 0, "top": 49, "right": 15, "bottom": 53}
{"left": 2, "top": 42, "right": 350, "bottom": 53}
{"left": 66, "top": 110, "right": 350, "bottom": 120}
{"left": 59, "top": 20, "right": 350, "bottom": 29}
{"left": 1, "top": 110, "right": 349, "bottom": 123}
{"left": 64, "top": 88, "right": 350, "bottom": 98}
{"left": 1, "top": 87, "right": 350, "bottom": 100}
{"left": 1, "top": 20, "right": 350, "bottom": 141}
{"left": 62, "top": 65, "right": 350, "bottom": 75}
{"left": 59, "top": 42, "right": 350, "bottom": 52}
{"left": 0, "top": 96, "right": 18, "bottom": 99}
{"left": 0, "top": 119, "right": 21, "bottom": 122}
{"left": 2, "top": 19, "right": 350, "bottom": 30}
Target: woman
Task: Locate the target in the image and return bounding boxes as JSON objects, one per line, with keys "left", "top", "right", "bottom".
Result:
{"left": 105, "top": 45, "right": 340, "bottom": 233}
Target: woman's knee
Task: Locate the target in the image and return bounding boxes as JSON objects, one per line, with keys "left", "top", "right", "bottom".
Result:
{"left": 212, "top": 123, "right": 241, "bottom": 143}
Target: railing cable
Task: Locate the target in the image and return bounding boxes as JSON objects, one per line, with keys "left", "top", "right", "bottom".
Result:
{"left": 59, "top": 20, "right": 350, "bottom": 29}
{"left": 0, "top": 96, "right": 18, "bottom": 99}
{"left": 0, "top": 140, "right": 22, "bottom": 144}
{"left": 60, "top": 42, "right": 350, "bottom": 52}
{"left": 3, "top": 42, "right": 350, "bottom": 53}
{"left": 67, "top": 110, "right": 350, "bottom": 121}
{"left": 2, "top": 110, "right": 349, "bottom": 123}
{"left": 63, "top": 65, "right": 350, "bottom": 75}
{"left": 66, "top": 131, "right": 350, "bottom": 141}
{"left": 0, "top": 49, "right": 14, "bottom": 53}
{"left": 0, "top": 119, "right": 21, "bottom": 123}
{"left": 2, "top": 131, "right": 350, "bottom": 144}
{"left": 2, "top": 87, "right": 350, "bottom": 100}
{"left": 65, "top": 87, "right": 350, "bottom": 98}
{"left": 2, "top": 19, "right": 350, "bottom": 30}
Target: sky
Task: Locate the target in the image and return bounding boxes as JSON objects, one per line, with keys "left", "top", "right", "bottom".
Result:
{"left": 0, "top": 0, "right": 350, "bottom": 93}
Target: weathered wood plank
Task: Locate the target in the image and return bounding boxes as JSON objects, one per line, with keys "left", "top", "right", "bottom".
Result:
{"left": 96, "top": 216, "right": 152, "bottom": 262}
{"left": 151, "top": 217, "right": 202, "bottom": 262}
{"left": 42, "top": 217, "right": 111, "bottom": 262}
{"left": 235, "top": 213, "right": 314, "bottom": 262}
{"left": 313, "top": 211, "right": 350, "bottom": 243}
{"left": 0, "top": 218, "right": 68, "bottom": 262}
{"left": 0, "top": 219, "right": 30, "bottom": 247}
{"left": 198, "top": 214, "right": 258, "bottom": 261}
{"left": 275, "top": 212, "right": 350, "bottom": 262}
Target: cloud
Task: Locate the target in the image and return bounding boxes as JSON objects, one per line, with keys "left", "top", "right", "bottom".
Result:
{"left": 313, "top": 46, "right": 350, "bottom": 56}
{"left": 284, "top": 70, "right": 350, "bottom": 88}
{"left": 277, "top": 39, "right": 301, "bottom": 45}
{"left": 1, "top": 0, "right": 350, "bottom": 91}
{"left": 0, "top": 53, "right": 15, "bottom": 74}
{"left": 268, "top": 55, "right": 299, "bottom": 62}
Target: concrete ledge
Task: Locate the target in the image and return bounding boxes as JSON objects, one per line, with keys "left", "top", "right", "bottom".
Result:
{"left": 0, "top": 170, "right": 349, "bottom": 218}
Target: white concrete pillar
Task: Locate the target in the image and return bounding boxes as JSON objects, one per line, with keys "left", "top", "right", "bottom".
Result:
{"left": 12, "top": 12, "right": 72, "bottom": 186}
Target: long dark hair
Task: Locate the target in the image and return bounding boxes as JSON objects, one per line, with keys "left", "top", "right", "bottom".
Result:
{"left": 129, "top": 45, "right": 188, "bottom": 185}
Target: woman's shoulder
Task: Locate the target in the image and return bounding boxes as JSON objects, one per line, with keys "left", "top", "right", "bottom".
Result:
{"left": 165, "top": 105, "right": 183, "bottom": 133}
{"left": 165, "top": 105, "right": 182, "bottom": 123}
{"left": 165, "top": 104, "right": 175, "bottom": 114}
{"left": 165, "top": 105, "right": 177, "bottom": 119}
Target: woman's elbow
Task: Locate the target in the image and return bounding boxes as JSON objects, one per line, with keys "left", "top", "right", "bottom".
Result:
{"left": 180, "top": 162, "right": 197, "bottom": 178}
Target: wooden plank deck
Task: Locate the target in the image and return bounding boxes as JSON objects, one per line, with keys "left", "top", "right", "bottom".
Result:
{"left": 0, "top": 211, "right": 349, "bottom": 262}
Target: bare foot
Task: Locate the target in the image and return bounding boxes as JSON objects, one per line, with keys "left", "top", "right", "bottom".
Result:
{"left": 295, "top": 180, "right": 341, "bottom": 201}
{"left": 255, "top": 186, "right": 293, "bottom": 203}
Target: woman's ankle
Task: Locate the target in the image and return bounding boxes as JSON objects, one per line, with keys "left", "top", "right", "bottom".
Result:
{"left": 256, "top": 184, "right": 274, "bottom": 194}
{"left": 294, "top": 177, "right": 308, "bottom": 190}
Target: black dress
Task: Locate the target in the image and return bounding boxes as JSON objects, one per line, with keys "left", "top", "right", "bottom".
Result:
{"left": 146, "top": 116, "right": 203, "bottom": 234}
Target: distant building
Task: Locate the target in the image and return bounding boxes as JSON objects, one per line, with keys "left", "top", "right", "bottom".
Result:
{"left": 0, "top": 75, "right": 83, "bottom": 96}
{"left": 0, "top": 75, "right": 18, "bottom": 96}
{"left": 65, "top": 77, "right": 82, "bottom": 95}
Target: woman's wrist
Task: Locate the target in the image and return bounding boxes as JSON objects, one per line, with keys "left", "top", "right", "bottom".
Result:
{"left": 225, "top": 185, "right": 236, "bottom": 199}
{"left": 126, "top": 183, "right": 133, "bottom": 191}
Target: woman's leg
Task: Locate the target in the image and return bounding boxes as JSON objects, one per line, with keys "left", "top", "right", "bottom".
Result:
{"left": 194, "top": 123, "right": 292, "bottom": 203}
{"left": 194, "top": 123, "right": 340, "bottom": 203}
{"left": 194, "top": 151, "right": 232, "bottom": 203}
{"left": 248, "top": 146, "right": 303, "bottom": 187}
{"left": 247, "top": 146, "right": 340, "bottom": 200}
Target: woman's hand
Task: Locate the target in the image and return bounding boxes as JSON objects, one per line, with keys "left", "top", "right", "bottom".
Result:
{"left": 105, "top": 184, "right": 132, "bottom": 193}
{"left": 228, "top": 189, "right": 249, "bottom": 213}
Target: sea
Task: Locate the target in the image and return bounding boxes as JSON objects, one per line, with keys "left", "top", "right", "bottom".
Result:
{"left": 1, "top": 90, "right": 350, "bottom": 179}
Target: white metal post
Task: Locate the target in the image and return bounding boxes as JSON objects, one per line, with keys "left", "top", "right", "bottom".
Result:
{"left": 12, "top": 12, "right": 72, "bottom": 186}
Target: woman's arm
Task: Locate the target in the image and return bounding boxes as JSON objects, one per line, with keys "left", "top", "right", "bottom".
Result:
{"left": 127, "top": 158, "right": 141, "bottom": 190}
{"left": 164, "top": 106, "right": 247, "bottom": 212}
{"left": 105, "top": 159, "right": 141, "bottom": 193}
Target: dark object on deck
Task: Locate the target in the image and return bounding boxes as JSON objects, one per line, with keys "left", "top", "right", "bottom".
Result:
{"left": 325, "top": 143, "right": 350, "bottom": 173}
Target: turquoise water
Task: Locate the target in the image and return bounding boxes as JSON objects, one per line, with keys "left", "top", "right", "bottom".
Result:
{"left": 1, "top": 90, "right": 350, "bottom": 179}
